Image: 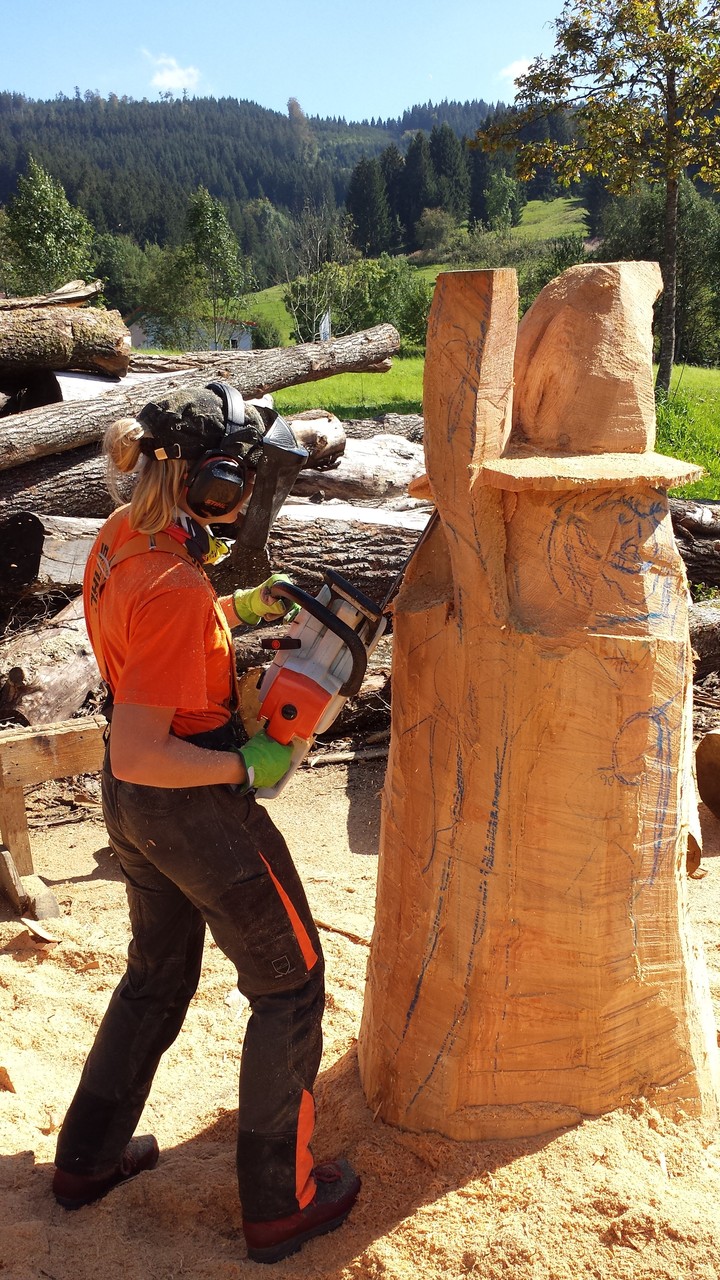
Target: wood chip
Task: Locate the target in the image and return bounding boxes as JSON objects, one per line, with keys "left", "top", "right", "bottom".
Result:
{"left": 19, "top": 917, "right": 60, "bottom": 943}
{"left": 0, "top": 1065, "right": 15, "bottom": 1093}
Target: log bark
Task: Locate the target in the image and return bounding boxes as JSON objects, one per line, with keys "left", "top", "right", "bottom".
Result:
{"left": 0, "top": 434, "right": 423, "bottom": 523}
{"left": 0, "top": 306, "right": 130, "bottom": 376}
{"left": 0, "top": 446, "right": 113, "bottom": 520}
{"left": 359, "top": 266, "right": 719, "bottom": 1140}
{"left": 0, "top": 280, "right": 104, "bottom": 310}
{"left": 287, "top": 412, "right": 347, "bottom": 469}
{"left": 0, "top": 597, "right": 99, "bottom": 726}
{"left": 689, "top": 601, "right": 720, "bottom": 681}
{"left": 670, "top": 498, "right": 720, "bottom": 589}
{"left": 0, "top": 324, "right": 400, "bottom": 472}
{"left": 129, "top": 349, "right": 395, "bottom": 374}
{"left": 291, "top": 435, "right": 425, "bottom": 502}
{"left": 0, "top": 505, "right": 426, "bottom": 599}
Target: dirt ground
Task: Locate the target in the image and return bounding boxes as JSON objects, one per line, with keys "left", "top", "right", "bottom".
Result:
{"left": 2, "top": 756, "right": 720, "bottom": 1280}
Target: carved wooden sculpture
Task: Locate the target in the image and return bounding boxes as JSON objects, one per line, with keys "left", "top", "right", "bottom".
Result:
{"left": 358, "top": 265, "right": 720, "bottom": 1139}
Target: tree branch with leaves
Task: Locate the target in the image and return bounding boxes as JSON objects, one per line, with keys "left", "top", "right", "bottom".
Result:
{"left": 478, "top": 0, "right": 720, "bottom": 390}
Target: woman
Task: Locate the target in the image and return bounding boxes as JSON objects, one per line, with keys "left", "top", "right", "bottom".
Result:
{"left": 52, "top": 386, "right": 360, "bottom": 1264}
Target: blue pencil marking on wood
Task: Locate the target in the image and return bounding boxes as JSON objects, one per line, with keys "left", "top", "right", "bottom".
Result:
{"left": 407, "top": 996, "right": 470, "bottom": 1112}
{"left": 402, "top": 857, "right": 453, "bottom": 1039}
{"left": 610, "top": 698, "right": 677, "bottom": 893}
{"left": 408, "top": 705, "right": 510, "bottom": 1103}
{"left": 544, "top": 492, "right": 668, "bottom": 610}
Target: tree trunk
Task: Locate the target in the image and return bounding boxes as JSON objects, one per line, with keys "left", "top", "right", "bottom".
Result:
{"left": 291, "top": 435, "right": 425, "bottom": 503}
{"left": 359, "top": 266, "right": 719, "bottom": 1140}
{"left": 0, "top": 435, "right": 424, "bottom": 523}
{"left": 0, "top": 324, "right": 400, "bottom": 472}
{"left": 0, "top": 446, "right": 114, "bottom": 520}
{"left": 0, "top": 306, "right": 130, "bottom": 376}
{"left": 657, "top": 174, "right": 679, "bottom": 394}
{"left": 688, "top": 601, "right": 720, "bottom": 681}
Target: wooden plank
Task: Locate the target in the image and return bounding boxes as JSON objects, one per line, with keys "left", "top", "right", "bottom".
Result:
{"left": 0, "top": 717, "right": 106, "bottom": 789}
{"left": 0, "top": 846, "right": 30, "bottom": 913}
{"left": 0, "top": 784, "right": 34, "bottom": 876}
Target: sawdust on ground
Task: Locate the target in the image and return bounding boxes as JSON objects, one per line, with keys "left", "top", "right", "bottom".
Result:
{"left": 2, "top": 757, "right": 720, "bottom": 1280}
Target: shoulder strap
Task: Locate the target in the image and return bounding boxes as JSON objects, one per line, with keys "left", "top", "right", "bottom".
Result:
{"left": 87, "top": 522, "right": 240, "bottom": 712}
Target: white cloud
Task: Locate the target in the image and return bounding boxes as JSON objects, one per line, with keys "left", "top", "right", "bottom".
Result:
{"left": 141, "top": 49, "right": 201, "bottom": 94}
{"left": 498, "top": 58, "right": 531, "bottom": 85}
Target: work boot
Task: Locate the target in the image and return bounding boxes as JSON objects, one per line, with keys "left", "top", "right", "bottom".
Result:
{"left": 52, "top": 1135, "right": 160, "bottom": 1209}
{"left": 242, "top": 1158, "right": 361, "bottom": 1264}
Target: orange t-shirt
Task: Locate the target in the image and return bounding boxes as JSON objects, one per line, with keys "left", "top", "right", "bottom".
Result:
{"left": 83, "top": 509, "right": 235, "bottom": 739}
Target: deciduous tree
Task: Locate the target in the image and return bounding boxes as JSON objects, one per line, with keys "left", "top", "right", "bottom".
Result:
{"left": 184, "top": 185, "right": 252, "bottom": 348}
{"left": 2, "top": 156, "right": 95, "bottom": 294}
{"left": 479, "top": 0, "right": 720, "bottom": 390}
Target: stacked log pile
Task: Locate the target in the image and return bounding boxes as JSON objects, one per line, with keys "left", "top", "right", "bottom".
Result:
{"left": 0, "top": 304, "right": 430, "bottom": 728}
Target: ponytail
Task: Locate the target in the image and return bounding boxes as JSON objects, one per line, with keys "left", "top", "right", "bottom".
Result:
{"left": 103, "top": 417, "right": 186, "bottom": 533}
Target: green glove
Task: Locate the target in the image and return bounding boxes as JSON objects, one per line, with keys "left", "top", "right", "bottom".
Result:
{"left": 239, "top": 729, "right": 294, "bottom": 791}
{"left": 233, "top": 574, "right": 297, "bottom": 626}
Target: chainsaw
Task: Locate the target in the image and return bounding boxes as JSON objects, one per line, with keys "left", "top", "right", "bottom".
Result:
{"left": 251, "top": 511, "right": 439, "bottom": 798}
{"left": 251, "top": 569, "right": 387, "bottom": 798}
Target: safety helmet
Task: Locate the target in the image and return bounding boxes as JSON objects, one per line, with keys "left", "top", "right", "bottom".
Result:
{"left": 136, "top": 381, "right": 308, "bottom": 541}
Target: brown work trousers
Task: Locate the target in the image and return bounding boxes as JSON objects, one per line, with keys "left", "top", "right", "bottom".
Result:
{"left": 55, "top": 750, "right": 325, "bottom": 1222}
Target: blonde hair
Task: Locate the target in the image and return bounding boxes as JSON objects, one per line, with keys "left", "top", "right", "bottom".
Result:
{"left": 103, "top": 417, "right": 187, "bottom": 534}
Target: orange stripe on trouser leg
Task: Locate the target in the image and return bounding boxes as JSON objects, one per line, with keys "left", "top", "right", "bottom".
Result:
{"left": 258, "top": 851, "right": 319, "bottom": 971}
{"left": 296, "top": 1088, "right": 316, "bottom": 1210}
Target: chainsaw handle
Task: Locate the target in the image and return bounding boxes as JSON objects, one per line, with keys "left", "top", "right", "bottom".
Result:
{"left": 268, "top": 580, "right": 368, "bottom": 697}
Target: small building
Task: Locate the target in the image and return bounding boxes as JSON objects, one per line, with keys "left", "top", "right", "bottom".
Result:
{"left": 124, "top": 311, "right": 254, "bottom": 351}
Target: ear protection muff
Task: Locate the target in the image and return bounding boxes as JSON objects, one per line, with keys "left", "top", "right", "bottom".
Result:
{"left": 185, "top": 452, "right": 247, "bottom": 519}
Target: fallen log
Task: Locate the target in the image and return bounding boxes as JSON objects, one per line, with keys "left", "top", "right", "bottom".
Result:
{"left": 1, "top": 503, "right": 428, "bottom": 599}
{"left": 0, "top": 306, "right": 130, "bottom": 377}
{"left": 0, "top": 280, "right": 104, "bottom": 310}
{"left": 0, "top": 446, "right": 114, "bottom": 520}
{"left": 0, "top": 597, "right": 99, "bottom": 726}
{"left": 0, "top": 324, "right": 400, "bottom": 471}
{"left": 689, "top": 601, "right": 720, "bottom": 681}
{"left": 291, "top": 435, "right": 424, "bottom": 502}
{"left": 342, "top": 413, "right": 424, "bottom": 443}
{"left": 669, "top": 497, "right": 720, "bottom": 589}
{"left": 0, "top": 430, "right": 421, "bottom": 525}
{"left": 214, "top": 502, "right": 430, "bottom": 602}
{"left": 286, "top": 411, "right": 347, "bottom": 469}
{"left": 129, "top": 349, "right": 394, "bottom": 374}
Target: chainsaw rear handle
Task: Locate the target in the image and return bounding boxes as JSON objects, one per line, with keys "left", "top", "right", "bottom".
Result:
{"left": 268, "top": 580, "right": 368, "bottom": 697}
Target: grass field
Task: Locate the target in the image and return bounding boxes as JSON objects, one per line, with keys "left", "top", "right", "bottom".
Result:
{"left": 512, "top": 196, "right": 588, "bottom": 240}
{"left": 656, "top": 366, "right": 720, "bottom": 498}
{"left": 274, "top": 357, "right": 425, "bottom": 419}
{"left": 247, "top": 283, "right": 295, "bottom": 346}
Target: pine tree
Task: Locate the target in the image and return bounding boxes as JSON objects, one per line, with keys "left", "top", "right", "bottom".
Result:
{"left": 345, "top": 157, "right": 391, "bottom": 255}
{"left": 398, "top": 132, "right": 437, "bottom": 248}
{"left": 429, "top": 123, "right": 469, "bottom": 221}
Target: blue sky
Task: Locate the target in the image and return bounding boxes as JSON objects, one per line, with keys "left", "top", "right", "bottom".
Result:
{"left": 1, "top": 0, "right": 561, "bottom": 120}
